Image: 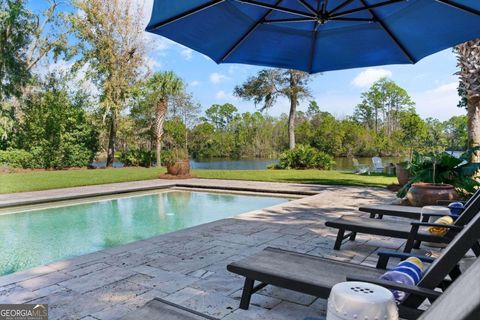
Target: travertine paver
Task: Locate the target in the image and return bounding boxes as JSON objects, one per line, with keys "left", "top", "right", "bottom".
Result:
{"left": 0, "top": 179, "right": 421, "bottom": 320}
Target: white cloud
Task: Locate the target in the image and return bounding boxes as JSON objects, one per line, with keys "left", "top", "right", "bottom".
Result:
{"left": 209, "top": 72, "right": 230, "bottom": 84}
{"left": 215, "top": 90, "right": 228, "bottom": 99}
{"left": 352, "top": 68, "right": 393, "bottom": 87}
{"left": 412, "top": 81, "right": 465, "bottom": 120}
{"left": 181, "top": 47, "right": 193, "bottom": 60}
{"left": 189, "top": 80, "right": 201, "bottom": 87}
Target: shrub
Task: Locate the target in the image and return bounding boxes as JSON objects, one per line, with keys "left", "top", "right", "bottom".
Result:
{"left": 0, "top": 149, "right": 38, "bottom": 169}
{"left": 277, "top": 144, "right": 335, "bottom": 170}
{"left": 118, "top": 149, "right": 155, "bottom": 167}
{"left": 160, "top": 149, "right": 188, "bottom": 166}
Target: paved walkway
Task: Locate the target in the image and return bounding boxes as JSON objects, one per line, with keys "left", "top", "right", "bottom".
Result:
{"left": 0, "top": 179, "right": 407, "bottom": 320}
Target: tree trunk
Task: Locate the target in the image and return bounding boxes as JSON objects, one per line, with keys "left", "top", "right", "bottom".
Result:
{"left": 154, "top": 98, "right": 168, "bottom": 166}
{"left": 468, "top": 96, "right": 480, "bottom": 162}
{"left": 457, "top": 39, "right": 480, "bottom": 163}
{"left": 288, "top": 96, "right": 296, "bottom": 150}
{"left": 106, "top": 111, "right": 116, "bottom": 167}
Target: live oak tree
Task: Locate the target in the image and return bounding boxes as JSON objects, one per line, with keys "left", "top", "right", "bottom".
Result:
{"left": 0, "top": 0, "right": 71, "bottom": 147}
{"left": 25, "top": 0, "right": 70, "bottom": 74}
{"left": 234, "top": 69, "right": 311, "bottom": 149}
{"left": 456, "top": 39, "right": 480, "bottom": 162}
{"left": 0, "top": 0, "right": 34, "bottom": 144}
{"left": 71, "top": 0, "right": 146, "bottom": 167}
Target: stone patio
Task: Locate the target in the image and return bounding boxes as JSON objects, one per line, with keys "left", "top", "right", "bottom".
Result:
{"left": 0, "top": 179, "right": 422, "bottom": 320}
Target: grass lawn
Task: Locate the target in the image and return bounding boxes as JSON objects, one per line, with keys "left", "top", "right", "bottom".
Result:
{"left": 0, "top": 167, "right": 396, "bottom": 194}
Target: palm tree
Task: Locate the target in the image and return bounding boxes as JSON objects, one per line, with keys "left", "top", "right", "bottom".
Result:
{"left": 140, "top": 71, "right": 184, "bottom": 166}
{"left": 456, "top": 39, "right": 480, "bottom": 162}
{"left": 234, "top": 69, "right": 311, "bottom": 149}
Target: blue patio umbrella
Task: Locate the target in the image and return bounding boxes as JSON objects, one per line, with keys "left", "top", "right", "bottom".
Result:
{"left": 146, "top": 0, "right": 480, "bottom": 73}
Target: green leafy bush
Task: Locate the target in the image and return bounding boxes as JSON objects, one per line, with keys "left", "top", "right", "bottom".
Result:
{"left": 276, "top": 144, "right": 335, "bottom": 170}
{"left": 160, "top": 149, "right": 188, "bottom": 166}
{"left": 397, "top": 150, "right": 480, "bottom": 198}
{"left": 0, "top": 149, "right": 38, "bottom": 168}
{"left": 118, "top": 149, "right": 155, "bottom": 167}
{"left": 15, "top": 75, "right": 99, "bottom": 169}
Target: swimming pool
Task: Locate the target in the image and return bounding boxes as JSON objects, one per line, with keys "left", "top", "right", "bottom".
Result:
{"left": 0, "top": 189, "right": 289, "bottom": 276}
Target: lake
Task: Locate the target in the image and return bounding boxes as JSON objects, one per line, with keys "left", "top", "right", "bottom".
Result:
{"left": 91, "top": 157, "right": 405, "bottom": 171}
{"left": 190, "top": 157, "right": 406, "bottom": 171}
{"left": 91, "top": 151, "right": 463, "bottom": 171}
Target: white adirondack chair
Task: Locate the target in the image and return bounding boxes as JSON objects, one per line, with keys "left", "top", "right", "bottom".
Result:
{"left": 371, "top": 157, "right": 384, "bottom": 173}
{"left": 352, "top": 158, "right": 369, "bottom": 174}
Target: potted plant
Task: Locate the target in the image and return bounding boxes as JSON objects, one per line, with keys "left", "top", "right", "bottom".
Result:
{"left": 398, "top": 151, "right": 479, "bottom": 206}
{"left": 162, "top": 149, "right": 190, "bottom": 176}
{"left": 395, "top": 161, "right": 411, "bottom": 186}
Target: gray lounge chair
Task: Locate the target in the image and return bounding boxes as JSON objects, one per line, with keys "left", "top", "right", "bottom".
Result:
{"left": 324, "top": 188, "right": 480, "bottom": 252}
{"left": 227, "top": 206, "right": 480, "bottom": 318}
{"left": 416, "top": 256, "right": 480, "bottom": 320}
{"left": 359, "top": 189, "right": 479, "bottom": 220}
{"left": 304, "top": 256, "right": 480, "bottom": 320}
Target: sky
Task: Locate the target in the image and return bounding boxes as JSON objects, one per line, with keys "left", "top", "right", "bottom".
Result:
{"left": 29, "top": 0, "right": 466, "bottom": 121}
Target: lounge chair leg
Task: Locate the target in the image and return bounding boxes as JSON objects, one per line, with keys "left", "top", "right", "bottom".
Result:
{"left": 349, "top": 232, "right": 357, "bottom": 241}
{"left": 472, "top": 241, "right": 480, "bottom": 257}
{"left": 404, "top": 239, "right": 415, "bottom": 253}
{"left": 448, "top": 265, "right": 462, "bottom": 282}
{"left": 405, "top": 224, "right": 420, "bottom": 253}
{"left": 334, "top": 229, "right": 345, "bottom": 250}
{"left": 369, "top": 213, "right": 376, "bottom": 219}
{"left": 413, "top": 240, "right": 421, "bottom": 249}
{"left": 240, "top": 278, "right": 254, "bottom": 310}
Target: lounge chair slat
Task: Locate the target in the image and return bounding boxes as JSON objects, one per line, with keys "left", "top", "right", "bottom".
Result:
{"left": 325, "top": 216, "right": 446, "bottom": 242}
{"left": 227, "top": 247, "right": 384, "bottom": 299}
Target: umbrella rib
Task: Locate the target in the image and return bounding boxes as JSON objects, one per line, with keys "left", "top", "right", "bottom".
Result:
{"left": 309, "top": 1, "right": 323, "bottom": 73}
{"left": 220, "top": 0, "right": 284, "bottom": 62}
{"left": 330, "top": 0, "right": 355, "bottom": 15}
{"left": 297, "top": 0, "right": 318, "bottom": 15}
{"left": 435, "top": 0, "right": 480, "bottom": 16}
{"left": 359, "top": 0, "right": 415, "bottom": 63}
{"left": 146, "top": 0, "right": 226, "bottom": 31}
{"left": 330, "top": 17, "right": 376, "bottom": 22}
{"left": 265, "top": 18, "right": 316, "bottom": 23}
{"left": 330, "top": 0, "right": 405, "bottom": 19}
{"left": 237, "top": 0, "right": 316, "bottom": 18}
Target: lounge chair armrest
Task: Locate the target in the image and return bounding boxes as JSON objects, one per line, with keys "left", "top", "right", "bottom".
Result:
{"left": 436, "top": 200, "right": 465, "bottom": 205}
{"left": 345, "top": 276, "right": 441, "bottom": 300}
{"left": 376, "top": 250, "right": 435, "bottom": 269}
{"left": 410, "top": 221, "right": 463, "bottom": 230}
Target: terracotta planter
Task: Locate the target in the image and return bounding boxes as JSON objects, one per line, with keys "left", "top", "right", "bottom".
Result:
{"left": 406, "top": 183, "right": 458, "bottom": 207}
{"left": 166, "top": 160, "right": 190, "bottom": 176}
{"left": 395, "top": 164, "right": 411, "bottom": 186}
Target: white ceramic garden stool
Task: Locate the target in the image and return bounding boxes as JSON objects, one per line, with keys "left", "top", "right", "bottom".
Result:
{"left": 327, "top": 281, "right": 399, "bottom": 320}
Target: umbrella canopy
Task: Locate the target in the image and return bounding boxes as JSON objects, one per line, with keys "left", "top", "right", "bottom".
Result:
{"left": 146, "top": 0, "right": 480, "bottom": 73}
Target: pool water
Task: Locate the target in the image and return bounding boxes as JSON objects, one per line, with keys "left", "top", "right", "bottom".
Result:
{"left": 0, "top": 190, "right": 288, "bottom": 276}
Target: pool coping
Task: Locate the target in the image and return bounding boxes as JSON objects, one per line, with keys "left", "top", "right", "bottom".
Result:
{"left": 0, "top": 178, "right": 337, "bottom": 209}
